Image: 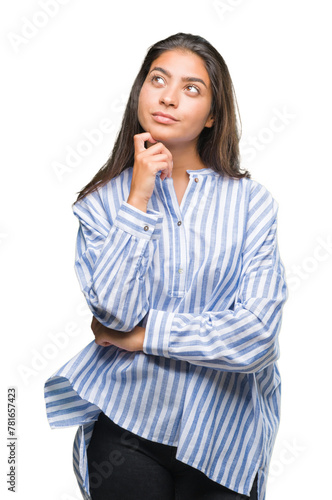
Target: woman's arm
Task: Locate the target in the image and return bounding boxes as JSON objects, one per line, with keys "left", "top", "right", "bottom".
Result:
{"left": 143, "top": 197, "right": 288, "bottom": 374}
{"left": 91, "top": 316, "right": 145, "bottom": 351}
{"left": 73, "top": 190, "right": 163, "bottom": 331}
{"left": 74, "top": 132, "right": 172, "bottom": 332}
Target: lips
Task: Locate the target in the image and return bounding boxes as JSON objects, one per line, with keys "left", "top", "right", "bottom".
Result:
{"left": 152, "top": 112, "right": 179, "bottom": 124}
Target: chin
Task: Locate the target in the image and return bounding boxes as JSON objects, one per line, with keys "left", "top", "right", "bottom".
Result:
{"left": 148, "top": 127, "right": 180, "bottom": 145}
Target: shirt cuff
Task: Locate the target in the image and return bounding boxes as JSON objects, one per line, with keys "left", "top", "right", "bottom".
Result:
{"left": 113, "top": 201, "right": 163, "bottom": 240}
{"left": 143, "top": 309, "right": 174, "bottom": 357}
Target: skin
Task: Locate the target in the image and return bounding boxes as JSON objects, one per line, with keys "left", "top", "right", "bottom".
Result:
{"left": 92, "top": 49, "right": 215, "bottom": 350}
{"left": 92, "top": 316, "right": 145, "bottom": 352}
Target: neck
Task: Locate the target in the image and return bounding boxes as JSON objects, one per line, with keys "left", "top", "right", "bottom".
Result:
{"left": 148, "top": 139, "right": 208, "bottom": 180}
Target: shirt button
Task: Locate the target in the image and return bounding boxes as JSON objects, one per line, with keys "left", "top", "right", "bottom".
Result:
{"left": 194, "top": 178, "right": 199, "bottom": 183}
{"left": 178, "top": 268, "right": 184, "bottom": 274}
{"left": 177, "top": 221, "right": 182, "bottom": 226}
{"left": 143, "top": 225, "right": 149, "bottom": 231}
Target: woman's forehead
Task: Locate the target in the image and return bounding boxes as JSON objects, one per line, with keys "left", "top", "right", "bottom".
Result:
{"left": 148, "top": 49, "right": 210, "bottom": 82}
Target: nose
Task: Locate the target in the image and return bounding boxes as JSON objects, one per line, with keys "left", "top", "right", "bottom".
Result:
{"left": 160, "top": 86, "right": 178, "bottom": 107}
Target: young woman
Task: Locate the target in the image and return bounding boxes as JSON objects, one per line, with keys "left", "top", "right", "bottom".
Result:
{"left": 44, "top": 33, "right": 287, "bottom": 500}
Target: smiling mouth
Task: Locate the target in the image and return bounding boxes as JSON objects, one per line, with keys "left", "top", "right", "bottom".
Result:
{"left": 152, "top": 112, "right": 179, "bottom": 124}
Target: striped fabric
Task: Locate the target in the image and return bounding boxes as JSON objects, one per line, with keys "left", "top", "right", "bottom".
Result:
{"left": 44, "top": 166, "right": 287, "bottom": 500}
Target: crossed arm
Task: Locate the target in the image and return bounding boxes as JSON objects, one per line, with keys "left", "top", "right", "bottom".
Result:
{"left": 91, "top": 316, "right": 145, "bottom": 351}
{"left": 75, "top": 186, "right": 287, "bottom": 373}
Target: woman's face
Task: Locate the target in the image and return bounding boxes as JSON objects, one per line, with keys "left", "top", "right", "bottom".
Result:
{"left": 138, "top": 49, "right": 214, "bottom": 148}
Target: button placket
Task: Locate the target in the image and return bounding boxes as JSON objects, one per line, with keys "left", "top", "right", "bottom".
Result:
{"left": 171, "top": 174, "right": 200, "bottom": 294}
{"left": 158, "top": 175, "right": 188, "bottom": 297}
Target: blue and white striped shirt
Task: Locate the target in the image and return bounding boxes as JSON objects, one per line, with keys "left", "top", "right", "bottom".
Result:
{"left": 44, "top": 166, "right": 287, "bottom": 500}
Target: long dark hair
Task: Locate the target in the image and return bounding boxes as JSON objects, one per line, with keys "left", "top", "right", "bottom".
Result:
{"left": 76, "top": 32, "right": 249, "bottom": 202}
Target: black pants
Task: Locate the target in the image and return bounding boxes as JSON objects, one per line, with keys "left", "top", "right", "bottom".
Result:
{"left": 87, "top": 412, "right": 258, "bottom": 500}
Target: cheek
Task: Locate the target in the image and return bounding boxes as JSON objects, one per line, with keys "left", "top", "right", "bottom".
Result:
{"left": 138, "top": 85, "right": 152, "bottom": 107}
{"left": 138, "top": 87, "right": 153, "bottom": 120}
{"left": 137, "top": 92, "right": 147, "bottom": 125}
{"left": 182, "top": 97, "right": 210, "bottom": 120}
{"left": 186, "top": 104, "right": 211, "bottom": 131}
{"left": 198, "top": 102, "right": 212, "bottom": 122}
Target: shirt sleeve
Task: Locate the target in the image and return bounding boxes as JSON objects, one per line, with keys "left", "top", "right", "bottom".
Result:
{"left": 143, "top": 190, "right": 288, "bottom": 373}
{"left": 73, "top": 192, "right": 163, "bottom": 331}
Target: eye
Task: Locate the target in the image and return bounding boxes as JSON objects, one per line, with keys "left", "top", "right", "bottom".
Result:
{"left": 150, "top": 75, "right": 165, "bottom": 85}
{"left": 186, "top": 85, "right": 200, "bottom": 95}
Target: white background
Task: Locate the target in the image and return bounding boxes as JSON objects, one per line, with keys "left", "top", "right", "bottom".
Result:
{"left": 1, "top": 1, "right": 331, "bottom": 498}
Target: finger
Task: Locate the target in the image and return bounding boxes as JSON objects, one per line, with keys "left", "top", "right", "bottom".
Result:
{"left": 138, "top": 148, "right": 173, "bottom": 176}
{"left": 91, "top": 317, "right": 99, "bottom": 335}
{"left": 161, "top": 159, "right": 173, "bottom": 180}
{"left": 133, "top": 132, "right": 157, "bottom": 154}
{"left": 91, "top": 316, "right": 105, "bottom": 336}
{"left": 94, "top": 330, "right": 112, "bottom": 347}
{"left": 140, "top": 153, "right": 170, "bottom": 164}
{"left": 96, "top": 338, "right": 112, "bottom": 347}
{"left": 143, "top": 155, "right": 172, "bottom": 180}
{"left": 167, "top": 160, "right": 173, "bottom": 178}
{"left": 145, "top": 161, "right": 171, "bottom": 175}
{"left": 139, "top": 141, "right": 172, "bottom": 159}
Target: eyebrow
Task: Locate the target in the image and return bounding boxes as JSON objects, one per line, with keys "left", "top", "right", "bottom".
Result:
{"left": 149, "top": 66, "right": 208, "bottom": 88}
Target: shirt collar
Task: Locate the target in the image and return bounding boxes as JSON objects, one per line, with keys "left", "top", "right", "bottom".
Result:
{"left": 156, "top": 167, "right": 216, "bottom": 177}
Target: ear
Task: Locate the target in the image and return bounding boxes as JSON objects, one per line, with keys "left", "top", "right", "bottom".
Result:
{"left": 204, "top": 115, "right": 214, "bottom": 128}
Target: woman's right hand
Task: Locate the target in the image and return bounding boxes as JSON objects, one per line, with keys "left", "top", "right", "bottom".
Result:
{"left": 127, "top": 132, "right": 173, "bottom": 212}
